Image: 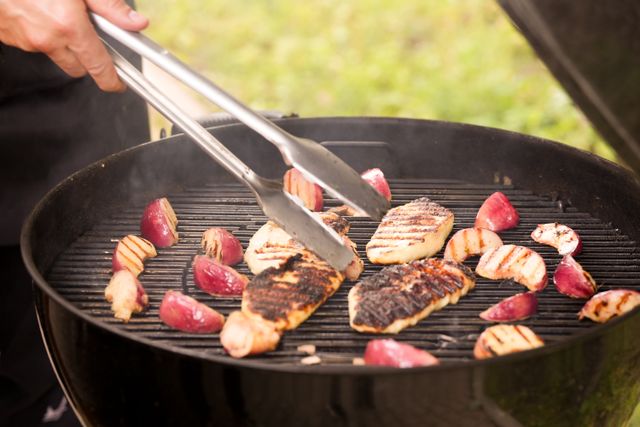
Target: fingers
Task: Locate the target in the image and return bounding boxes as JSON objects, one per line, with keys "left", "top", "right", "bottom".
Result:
{"left": 0, "top": 0, "right": 146, "bottom": 92}
{"left": 67, "top": 18, "right": 125, "bottom": 92}
{"left": 86, "top": 0, "right": 148, "bottom": 31}
{"left": 48, "top": 48, "right": 87, "bottom": 78}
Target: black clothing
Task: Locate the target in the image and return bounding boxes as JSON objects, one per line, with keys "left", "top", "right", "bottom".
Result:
{"left": 0, "top": 35, "right": 149, "bottom": 426}
{"left": 0, "top": 45, "right": 150, "bottom": 246}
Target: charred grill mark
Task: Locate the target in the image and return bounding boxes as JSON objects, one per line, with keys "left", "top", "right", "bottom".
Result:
{"left": 352, "top": 286, "right": 434, "bottom": 328}
{"left": 515, "top": 325, "right": 533, "bottom": 345}
{"left": 593, "top": 301, "right": 604, "bottom": 317}
{"left": 351, "top": 258, "right": 474, "bottom": 329}
{"left": 461, "top": 229, "right": 470, "bottom": 254}
{"left": 374, "top": 225, "right": 440, "bottom": 234}
{"left": 124, "top": 236, "right": 148, "bottom": 257}
{"left": 616, "top": 293, "right": 630, "bottom": 312}
{"left": 449, "top": 236, "right": 458, "bottom": 256}
{"left": 319, "top": 212, "right": 350, "bottom": 235}
{"left": 119, "top": 251, "right": 142, "bottom": 271}
{"left": 245, "top": 254, "right": 341, "bottom": 325}
{"left": 477, "top": 229, "right": 485, "bottom": 249}
{"left": 489, "top": 329, "right": 503, "bottom": 345}
{"left": 366, "top": 198, "right": 453, "bottom": 261}
{"left": 496, "top": 246, "right": 519, "bottom": 271}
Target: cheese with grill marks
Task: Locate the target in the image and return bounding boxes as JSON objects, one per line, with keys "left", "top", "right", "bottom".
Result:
{"left": 366, "top": 197, "right": 454, "bottom": 264}
{"left": 348, "top": 258, "right": 476, "bottom": 334}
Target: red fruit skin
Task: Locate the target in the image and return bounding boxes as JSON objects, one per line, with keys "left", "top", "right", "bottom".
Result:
{"left": 193, "top": 255, "right": 248, "bottom": 296}
{"left": 159, "top": 290, "right": 225, "bottom": 333}
{"left": 479, "top": 292, "right": 538, "bottom": 322}
{"left": 553, "top": 255, "right": 597, "bottom": 299}
{"left": 361, "top": 168, "right": 392, "bottom": 201}
{"left": 135, "top": 280, "right": 148, "bottom": 308}
{"left": 364, "top": 339, "right": 439, "bottom": 368}
{"left": 283, "top": 168, "right": 323, "bottom": 211}
{"left": 201, "top": 228, "right": 244, "bottom": 265}
{"left": 140, "top": 198, "right": 178, "bottom": 248}
{"left": 475, "top": 192, "right": 520, "bottom": 232}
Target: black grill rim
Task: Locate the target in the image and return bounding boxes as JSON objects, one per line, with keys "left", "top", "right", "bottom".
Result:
{"left": 20, "top": 116, "right": 640, "bottom": 375}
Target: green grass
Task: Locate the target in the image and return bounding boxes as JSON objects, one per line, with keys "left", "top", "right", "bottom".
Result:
{"left": 631, "top": 404, "right": 640, "bottom": 427}
{"left": 137, "top": 0, "right": 615, "bottom": 161}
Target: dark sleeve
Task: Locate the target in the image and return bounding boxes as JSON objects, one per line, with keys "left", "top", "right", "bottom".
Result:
{"left": 0, "top": 43, "right": 75, "bottom": 100}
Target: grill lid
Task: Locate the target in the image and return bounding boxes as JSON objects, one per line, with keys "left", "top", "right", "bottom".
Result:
{"left": 499, "top": 0, "right": 640, "bottom": 173}
{"left": 46, "top": 178, "right": 640, "bottom": 366}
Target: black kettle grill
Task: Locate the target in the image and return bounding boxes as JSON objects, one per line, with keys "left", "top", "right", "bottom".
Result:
{"left": 20, "top": 1, "right": 640, "bottom": 426}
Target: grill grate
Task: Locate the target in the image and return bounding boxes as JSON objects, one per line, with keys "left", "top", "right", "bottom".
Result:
{"left": 47, "top": 179, "right": 640, "bottom": 365}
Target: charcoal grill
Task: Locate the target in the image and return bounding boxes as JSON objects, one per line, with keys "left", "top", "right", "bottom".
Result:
{"left": 22, "top": 118, "right": 640, "bottom": 426}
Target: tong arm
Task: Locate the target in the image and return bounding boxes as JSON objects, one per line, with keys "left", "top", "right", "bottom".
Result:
{"left": 93, "top": 13, "right": 298, "bottom": 164}
{"left": 104, "top": 42, "right": 353, "bottom": 270}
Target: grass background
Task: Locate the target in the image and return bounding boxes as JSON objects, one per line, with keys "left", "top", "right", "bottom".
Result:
{"left": 135, "top": 0, "right": 617, "bottom": 160}
{"left": 136, "top": 1, "right": 637, "bottom": 424}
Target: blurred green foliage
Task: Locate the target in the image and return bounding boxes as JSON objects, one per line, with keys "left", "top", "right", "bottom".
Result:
{"left": 137, "top": 0, "right": 616, "bottom": 161}
{"left": 632, "top": 405, "right": 640, "bottom": 427}
{"left": 137, "top": 1, "right": 635, "bottom": 423}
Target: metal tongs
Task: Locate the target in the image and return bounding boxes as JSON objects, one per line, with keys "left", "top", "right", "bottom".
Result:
{"left": 92, "top": 14, "right": 389, "bottom": 270}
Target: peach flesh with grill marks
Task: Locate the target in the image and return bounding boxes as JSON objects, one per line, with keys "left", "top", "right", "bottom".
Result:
{"left": 476, "top": 245, "right": 547, "bottom": 292}
{"left": 444, "top": 227, "right": 503, "bottom": 263}
{"left": 473, "top": 324, "right": 544, "bottom": 359}
{"left": 112, "top": 235, "right": 157, "bottom": 276}
{"left": 578, "top": 289, "right": 640, "bottom": 323}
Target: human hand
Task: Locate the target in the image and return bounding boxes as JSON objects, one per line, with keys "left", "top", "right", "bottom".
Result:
{"left": 0, "top": 0, "right": 148, "bottom": 92}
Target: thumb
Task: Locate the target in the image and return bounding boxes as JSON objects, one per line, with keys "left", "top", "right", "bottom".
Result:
{"left": 86, "top": 0, "right": 149, "bottom": 31}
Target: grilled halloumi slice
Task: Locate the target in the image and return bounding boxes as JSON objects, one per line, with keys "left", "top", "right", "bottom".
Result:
{"left": 366, "top": 197, "right": 454, "bottom": 264}
{"left": 244, "top": 212, "right": 363, "bottom": 280}
{"left": 473, "top": 324, "right": 544, "bottom": 359}
{"left": 244, "top": 221, "right": 299, "bottom": 274}
{"left": 242, "top": 253, "right": 345, "bottom": 331}
{"left": 348, "top": 258, "right": 476, "bottom": 334}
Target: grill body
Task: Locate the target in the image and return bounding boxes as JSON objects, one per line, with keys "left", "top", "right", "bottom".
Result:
{"left": 22, "top": 118, "right": 640, "bottom": 426}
